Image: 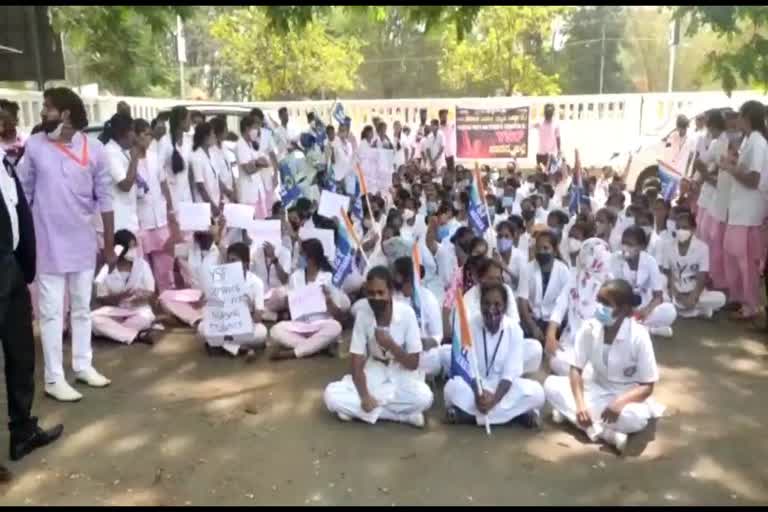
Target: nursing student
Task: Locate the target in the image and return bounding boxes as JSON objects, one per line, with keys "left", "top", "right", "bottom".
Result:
{"left": 609, "top": 225, "right": 677, "bottom": 338}
{"left": 92, "top": 230, "right": 158, "bottom": 345}
{"left": 268, "top": 239, "right": 350, "bottom": 360}
{"left": 236, "top": 115, "right": 271, "bottom": 219}
{"left": 662, "top": 209, "right": 726, "bottom": 318}
{"left": 251, "top": 235, "right": 293, "bottom": 322}
{"left": 443, "top": 282, "right": 546, "bottom": 429}
{"left": 519, "top": 230, "right": 570, "bottom": 343}
{"left": 135, "top": 118, "right": 177, "bottom": 293}
{"left": 545, "top": 279, "right": 666, "bottom": 454}
{"left": 546, "top": 238, "right": 612, "bottom": 376}
{"left": 160, "top": 106, "right": 193, "bottom": 209}
{"left": 198, "top": 242, "right": 268, "bottom": 357}
{"left": 493, "top": 219, "right": 530, "bottom": 302}
{"left": 102, "top": 112, "right": 140, "bottom": 236}
{"left": 324, "top": 266, "right": 433, "bottom": 428}
{"left": 191, "top": 122, "right": 222, "bottom": 219}
{"left": 719, "top": 101, "right": 768, "bottom": 321}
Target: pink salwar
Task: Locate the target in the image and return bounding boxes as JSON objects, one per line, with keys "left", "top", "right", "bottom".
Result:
{"left": 140, "top": 226, "right": 175, "bottom": 292}
{"left": 92, "top": 308, "right": 155, "bottom": 344}
{"left": 707, "top": 219, "right": 728, "bottom": 291}
{"left": 723, "top": 224, "right": 766, "bottom": 315}
{"left": 269, "top": 319, "right": 342, "bottom": 358}
{"left": 159, "top": 290, "right": 203, "bottom": 327}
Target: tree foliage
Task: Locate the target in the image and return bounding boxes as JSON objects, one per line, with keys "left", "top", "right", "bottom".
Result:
{"left": 438, "top": 6, "right": 569, "bottom": 96}
{"left": 671, "top": 6, "right": 768, "bottom": 94}
{"left": 209, "top": 7, "right": 363, "bottom": 100}
{"left": 50, "top": 6, "right": 192, "bottom": 96}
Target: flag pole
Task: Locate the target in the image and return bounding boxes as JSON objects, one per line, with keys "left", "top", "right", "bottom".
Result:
{"left": 356, "top": 164, "right": 381, "bottom": 238}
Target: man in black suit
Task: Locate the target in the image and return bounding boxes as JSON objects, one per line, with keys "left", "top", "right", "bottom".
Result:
{"left": 0, "top": 150, "right": 63, "bottom": 481}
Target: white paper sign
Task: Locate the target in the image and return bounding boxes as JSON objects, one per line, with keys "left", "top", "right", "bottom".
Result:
{"left": 223, "top": 203, "right": 256, "bottom": 230}
{"left": 298, "top": 226, "right": 336, "bottom": 262}
{"left": 178, "top": 202, "right": 211, "bottom": 232}
{"left": 317, "top": 190, "right": 350, "bottom": 222}
{"left": 288, "top": 283, "right": 327, "bottom": 320}
{"left": 202, "top": 263, "right": 254, "bottom": 342}
{"left": 248, "top": 220, "right": 283, "bottom": 250}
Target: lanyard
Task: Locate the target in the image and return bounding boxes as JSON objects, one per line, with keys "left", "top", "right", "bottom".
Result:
{"left": 51, "top": 136, "right": 89, "bottom": 167}
{"left": 482, "top": 327, "right": 504, "bottom": 378}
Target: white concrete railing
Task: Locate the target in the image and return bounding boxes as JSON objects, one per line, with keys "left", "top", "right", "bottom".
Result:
{"left": 3, "top": 88, "right": 766, "bottom": 168}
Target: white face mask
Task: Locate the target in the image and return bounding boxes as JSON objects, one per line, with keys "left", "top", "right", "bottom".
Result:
{"left": 642, "top": 226, "right": 653, "bottom": 239}
{"left": 402, "top": 209, "right": 415, "bottom": 221}
{"left": 46, "top": 121, "right": 64, "bottom": 141}
{"left": 249, "top": 128, "right": 259, "bottom": 141}
{"left": 124, "top": 248, "right": 137, "bottom": 262}
{"left": 568, "top": 238, "right": 582, "bottom": 254}
{"left": 676, "top": 229, "right": 692, "bottom": 243}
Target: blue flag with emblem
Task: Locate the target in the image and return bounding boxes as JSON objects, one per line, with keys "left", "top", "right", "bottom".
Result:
{"left": 468, "top": 168, "right": 490, "bottom": 236}
{"left": 657, "top": 160, "right": 681, "bottom": 202}
{"left": 278, "top": 158, "right": 302, "bottom": 207}
{"left": 333, "top": 209, "right": 357, "bottom": 287}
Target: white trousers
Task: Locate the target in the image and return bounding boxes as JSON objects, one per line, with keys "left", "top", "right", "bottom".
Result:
{"left": 38, "top": 270, "right": 95, "bottom": 384}
{"left": 420, "top": 339, "right": 543, "bottom": 378}
{"left": 443, "top": 376, "right": 545, "bottom": 426}
{"left": 324, "top": 363, "right": 434, "bottom": 425}
{"left": 675, "top": 290, "right": 727, "bottom": 318}
{"left": 643, "top": 302, "right": 677, "bottom": 329}
{"left": 544, "top": 375, "right": 661, "bottom": 435}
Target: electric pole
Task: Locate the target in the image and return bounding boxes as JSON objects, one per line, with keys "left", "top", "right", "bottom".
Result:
{"left": 599, "top": 22, "right": 606, "bottom": 95}
{"left": 667, "top": 18, "right": 680, "bottom": 93}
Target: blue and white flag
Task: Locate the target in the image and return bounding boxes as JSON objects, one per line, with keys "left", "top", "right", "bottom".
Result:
{"left": 468, "top": 168, "right": 490, "bottom": 236}
{"left": 278, "top": 158, "right": 302, "bottom": 207}
{"left": 332, "top": 210, "right": 358, "bottom": 288}
{"left": 332, "top": 102, "right": 347, "bottom": 126}
{"left": 657, "top": 160, "right": 681, "bottom": 202}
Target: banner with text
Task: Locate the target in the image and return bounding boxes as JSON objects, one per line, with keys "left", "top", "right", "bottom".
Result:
{"left": 456, "top": 106, "right": 529, "bottom": 159}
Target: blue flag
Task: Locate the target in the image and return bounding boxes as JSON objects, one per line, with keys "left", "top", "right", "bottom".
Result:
{"left": 657, "top": 160, "right": 680, "bottom": 202}
{"left": 468, "top": 169, "right": 490, "bottom": 236}
{"left": 332, "top": 103, "right": 347, "bottom": 126}
{"left": 332, "top": 212, "right": 356, "bottom": 288}
{"left": 350, "top": 177, "right": 364, "bottom": 223}
{"left": 449, "top": 293, "right": 474, "bottom": 385}
{"left": 568, "top": 161, "right": 584, "bottom": 215}
{"left": 278, "top": 158, "right": 302, "bottom": 207}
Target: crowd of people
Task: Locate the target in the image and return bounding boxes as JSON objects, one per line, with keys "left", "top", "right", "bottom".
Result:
{"left": 0, "top": 87, "right": 766, "bottom": 481}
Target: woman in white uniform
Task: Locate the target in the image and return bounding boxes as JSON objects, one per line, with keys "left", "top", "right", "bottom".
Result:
{"left": 324, "top": 266, "right": 433, "bottom": 428}
{"left": 161, "top": 106, "right": 193, "bottom": 209}
{"left": 190, "top": 122, "right": 222, "bottom": 217}
{"left": 443, "top": 282, "right": 546, "bottom": 428}
{"left": 236, "top": 115, "right": 271, "bottom": 219}
{"left": 545, "top": 279, "right": 666, "bottom": 454}
{"left": 609, "top": 225, "right": 677, "bottom": 338}
{"left": 546, "top": 238, "right": 612, "bottom": 376}
{"left": 493, "top": 219, "right": 529, "bottom": 303}
{"left": 662, "top": 209, "right": 726, "bottom": 318}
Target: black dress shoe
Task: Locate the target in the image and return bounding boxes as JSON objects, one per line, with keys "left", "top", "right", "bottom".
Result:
{"left": 0, "top": 465, "right": 11, "bottom": 483}
{"left": 10, "top": 424, "right": 64, "bottom": 462}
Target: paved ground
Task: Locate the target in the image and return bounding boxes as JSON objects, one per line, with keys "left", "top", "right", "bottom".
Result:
{"left": 0, "top": 314, "right": 766, "bottom": 506}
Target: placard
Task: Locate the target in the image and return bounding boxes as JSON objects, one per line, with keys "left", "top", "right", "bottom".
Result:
{"left": 177, "top": 202, "right": 212, "bottom": 232}
{"left": 317, "top": 190, "right": 350, "bottom": 222}
{"left": 247, "top": 220, "right": 283, "bottom": 250}
{"left": 288, "top": 283, "right": 327, "bottom": 320}
{"left": 456, "top": 106, "right": 529, "bottom": 159}
{"left": 223, "top": 203, "right": 256, "bottom": 230}
{"left": 201, "top": 263, "right": 254, "bottom": 342}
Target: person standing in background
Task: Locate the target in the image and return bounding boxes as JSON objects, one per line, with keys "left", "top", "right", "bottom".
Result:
{"left": 534, "top": 104, "right": 561, "bottom": 169}
{"left": 439, "top": 109, "right": 457, "bottom": 173}
{"left": 18, "top": 87, "right": 114, "bottom": 402}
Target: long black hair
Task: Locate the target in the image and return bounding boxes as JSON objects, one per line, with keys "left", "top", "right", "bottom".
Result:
{"left": 301, "top": 239, "right": 334, "bottom": 273}
{"left": 102, "top": 112, "right": 133, "bottom": 145}
{"left": 739, "top": 100, "right": 767, "bottom": 140}
{"left": 192, "top": 122, "right": 213, "bottom": 152}
{"left": 169, "top": 106, "right": 188, "bottom": 174}
{"left": 114, "top": 229, "right": 137, "bottom": 261}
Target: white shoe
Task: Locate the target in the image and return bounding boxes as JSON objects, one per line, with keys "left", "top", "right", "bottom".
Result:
{"left": 403, "top": 413, "right": 425, "bottom": 429}
{"left": 649, "top": 326, "right": 673, "bottom": 338}
{"left": 261, "top": 310, "right": 278, "bottom": 322}
{"left": 75, "top": 368, "right": 111, "bottom": 388}
{"left": 45, "top": 380, "right": 83, "bottom": 402}
{"left": 602, "top": 429, "right": 628, "bottom": 454}
{"left": 337, "top": 412, "right": 352, "bottom": 422}
{"left": 551, "top": 409, "right": 564, "bottom": 424}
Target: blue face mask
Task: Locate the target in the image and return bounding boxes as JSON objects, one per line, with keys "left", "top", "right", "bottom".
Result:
{"left": 497, "top": 238, "right": 514, "bottom": 253}
{"left": 595, "top": 303, "right": 617, "bottom": 326}
{"left": 501, "top": 196, "right": 516, "bottom": 208}
{"left": 436, "top": 224, "right": 450, "bottom": 242}
{"left": 298, "top": 254, "right": 308, "bottom": 270}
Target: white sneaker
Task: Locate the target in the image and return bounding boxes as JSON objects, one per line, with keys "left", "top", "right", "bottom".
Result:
{"left": 337, "top": 412, "right": 352, "bottom": 422}
{"left": 551, "top": 409, "right": 565, "bottom": 424}
{"left": 75, "top": 368, "right": 111, "bottom": 388}
{"left": 649, "top": 326, "right": 673, "bottom": 338}
{"left": 602, "top": 429, "right": 628, "bottom": 454}
{"left": 45, "top": 380, "right": 83, "bottom": 402}
{"left": 403, "top": 413, "right": 425, "bottom": 429}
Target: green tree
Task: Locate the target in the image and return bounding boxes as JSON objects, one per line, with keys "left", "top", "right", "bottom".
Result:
{"left": 210, "top": 7, "right": 363, "bottom": 100}
{"left": 438, "top": 6, "right": 569, "bottom": 96}
{"left": 51, "top": 6, "right": 192, "bottom": 96}
{"left": 671, "top": 6, "right": 768, "bottom": 94}
{"left": 551, "top": 6, "right": 631, "bottom": 95}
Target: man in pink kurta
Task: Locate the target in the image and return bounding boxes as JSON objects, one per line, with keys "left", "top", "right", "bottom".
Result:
{"left": 17, "top": 88, "right": 115, "bottom": 402}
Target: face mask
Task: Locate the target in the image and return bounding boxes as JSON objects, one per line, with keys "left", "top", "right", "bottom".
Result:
{"left": 676, "top": 229, "right": 692, "bottom": 243}
{"left": 249, "top": 128, "right": 259, "bottom": 141}
{"left": 568, "top": 238, "right": 582, "bottom": 254}
{"left": 642, "top": 226, "right": 653, "bottom": 239}
{"left": 521, "top": 210, "right": 535, "bottom": 222}
{"left": 426, "top": 201, "right": 438, "bottom": 214}
{"left": 535, "top": 252, "right": 553, "bottom": 266}
{"left": 666, "top": 219, "right": 676, "bottom": 237}
{"left": 363, "top": 218, "right": 373, "bottom": 229}
{"left": 368, "top": 298, "right": 389, "bottom": 317}
{"left": 44, "top": 120, "right": 64, "bottom": 140}
{"left": 497, "top": 238, "right": 514, "bottom": 253}
{"left": 482, "top": 309, "right": 504, "bottom": 333}
{"left": 501, "top": 196, "right": 515, "bottom": 208}
{"left": 453, "top": 201, "right": 463, "bottom": 212}
{"left": 595, "top": 303, "right": 617, "bottom": 326}
{"left": 402, "top": 209, "right": 415, "bottom": 221}
{"left": 124, "top": 248, "right": 137, "bottom": 262}
{"left": 436, "top": 224, "right": 450, "bottom": 242}
{"left": 622, "top": 244, "right": 639, "bottom": 260}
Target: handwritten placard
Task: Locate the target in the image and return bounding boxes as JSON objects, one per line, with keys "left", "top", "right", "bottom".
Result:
{"left": 178, "top": 202, "right": 212, "bottom": 232}
{"left": 288, "top": 283, "right": 327, "bottom": 320}
{"left": 201, "top": 263, "right": 253, "bottom": 342}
